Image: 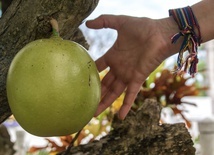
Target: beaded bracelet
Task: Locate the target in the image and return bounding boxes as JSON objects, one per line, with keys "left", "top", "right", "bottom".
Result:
{"left": 169, "top": 6, "right": 201, "bottom": 77}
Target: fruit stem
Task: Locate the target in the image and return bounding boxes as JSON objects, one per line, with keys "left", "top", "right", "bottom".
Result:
{"left": 50, "top": 18, "right": 60, "bottom": 37}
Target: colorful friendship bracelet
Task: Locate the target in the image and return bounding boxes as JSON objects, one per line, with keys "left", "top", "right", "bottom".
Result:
{"left": 169, "top": 6, "right": 201, "bottom": 77}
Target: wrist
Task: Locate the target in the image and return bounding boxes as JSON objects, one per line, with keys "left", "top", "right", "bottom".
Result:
{"left": 156, "top": 17, "right": 183, "bottom": 57}
{"left": 167, "top": 6, "right": 202, "bottom": 76}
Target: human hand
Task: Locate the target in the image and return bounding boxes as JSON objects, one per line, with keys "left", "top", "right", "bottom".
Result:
{"left": 86, "top": 15, "right": 179, "bottom": 120}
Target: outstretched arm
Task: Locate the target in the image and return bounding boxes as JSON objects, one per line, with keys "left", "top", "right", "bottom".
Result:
{"left": 86, "top": 0, "right": 214, "bottom": 120}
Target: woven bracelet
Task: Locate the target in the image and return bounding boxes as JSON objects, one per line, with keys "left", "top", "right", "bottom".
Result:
{"left": 169, "top": 6, "right": 201, "bottom": 77}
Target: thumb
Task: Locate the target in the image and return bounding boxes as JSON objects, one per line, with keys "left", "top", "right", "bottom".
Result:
{"left": 86, "top": 14, "right": 123, "bottom": 30}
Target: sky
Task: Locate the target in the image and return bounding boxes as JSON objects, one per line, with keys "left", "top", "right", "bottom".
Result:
{"left": 87, "top": 0, "right": 201, "bottom": 19}
{"left": 0, "top": 0, "right": 201, "bottom": 18}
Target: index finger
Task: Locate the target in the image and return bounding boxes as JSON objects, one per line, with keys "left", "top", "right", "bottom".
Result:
{"left": 86, "top": 15, "right": 125, "bottom": 30}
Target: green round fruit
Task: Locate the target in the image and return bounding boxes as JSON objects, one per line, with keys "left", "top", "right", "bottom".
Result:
{"left": 6, "top": 37, "right": 101, "bottom": 137}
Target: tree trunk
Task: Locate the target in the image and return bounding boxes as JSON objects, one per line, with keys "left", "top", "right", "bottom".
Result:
{"left": 0, "top": 0, "right": 99, "bottom": 123}
{"left": 1, "top": 0, "right": 13, "bottom": 13}
{"left": 59, "top": 99, "right": 196, "bottom": 155}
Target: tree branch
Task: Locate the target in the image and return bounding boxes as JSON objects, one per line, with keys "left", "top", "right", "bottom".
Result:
{"left": 1, "top": 0, "right": 13, "bottom": 13}
{"left": 59, "top": 99, "right": 196, "bottom": 155}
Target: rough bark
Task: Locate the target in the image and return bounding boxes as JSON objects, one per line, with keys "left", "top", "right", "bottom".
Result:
{"left": 0, "top": 0, "right": 99, "bottom": 123}
{"left": 58, "top": 99, "right": 195, "bottom": 155}
{"left": 1, "top": 0, "right": 13, "bottom": 13}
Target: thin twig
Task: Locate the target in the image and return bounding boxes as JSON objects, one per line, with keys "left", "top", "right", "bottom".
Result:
{"left": 61, "top": 130, "right": 82, "bottom": 155}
